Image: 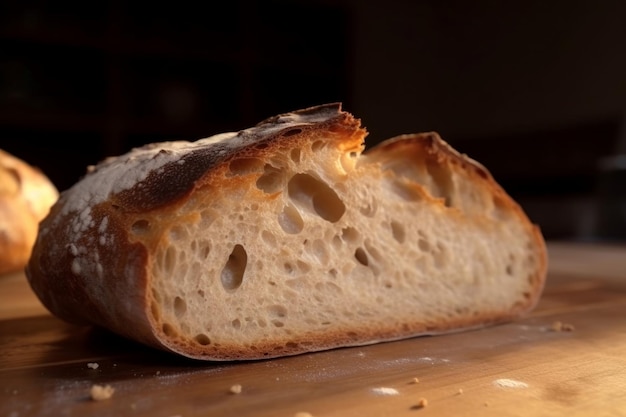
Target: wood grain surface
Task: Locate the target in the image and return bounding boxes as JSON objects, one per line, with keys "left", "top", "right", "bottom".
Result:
{"left": 1, "top": 241, "right": 625, "bottom": 417}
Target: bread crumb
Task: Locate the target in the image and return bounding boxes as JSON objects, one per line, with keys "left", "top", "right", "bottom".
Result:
{"left": 294, "top": 413, "right": 313, "bottom": 417}
{"left": 90, "top": 384, "right": 115, "bottom": 401}
{"left": 411, "top": 377, "right": 420, "bottom": 384}
{"left": 412, "top": 398, "right": 428, "bottom": 409}
{"left": 229, "top": 384, "right": 242, "bottom": 394}
{"left": 87, "top": 362, "right": 99, "bottom": 370}
{"left": 550, "top": 320, "right": 575, "bottom": 332}
{"left": 457, "top": 388, "right": 463, "bottom": 395}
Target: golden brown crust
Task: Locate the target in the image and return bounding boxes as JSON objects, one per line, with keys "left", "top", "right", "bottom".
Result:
{"left": 26, "top": 104, "right": 547, "bottom": 360}
{"left": 0, "top": 150, "right": 58, "bottom": 275}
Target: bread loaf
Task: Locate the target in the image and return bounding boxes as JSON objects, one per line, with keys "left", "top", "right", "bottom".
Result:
{"left": 0, "top": 149, "right": 58, "bottom": 275}
{"left": 26, "top": 103, "right": 547, "bottom": 360}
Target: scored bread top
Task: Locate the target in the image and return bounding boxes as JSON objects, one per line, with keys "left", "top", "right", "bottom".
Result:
{"left": 69, "top": 103, "right": 362, "bottom": 215}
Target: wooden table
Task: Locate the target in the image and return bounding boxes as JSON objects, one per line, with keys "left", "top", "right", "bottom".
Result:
{"left": 1, "top": 241, "right": 625, "bottom": 417}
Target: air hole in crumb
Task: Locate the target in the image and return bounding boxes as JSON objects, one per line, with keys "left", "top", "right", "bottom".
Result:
{"left": 256, "top": 164, "right": 285, "bottom": 194}
{"left": 427, "top": 161, "right": 454, "bottom": 207}
{"left": 285, "top": 341, "right": 298, "bottom": 349}
{"left": 163, "top": 246, "right": 177, "bottom": 274}
{"left": 506, "top": 264, "right": 513, "bottom": 275}
{"left": 311, "top": 140, "right": 325, "bottom": 151}
{"left": 283, "top": 128, "right": 302, "bottom": 137}
{"left": 390, "top": 221, "right": 405, "bottom": 243}
{"left": 341, "top": 226, "right": 360, "bottom": 243}
{"left": 195, "top": 334, "right": 211, "bottom": 345}
{"left": 232, "top": 319, "right": 241, "bottom": 329}
{"left": 418, "top": 238, "right": 431, "bottom": 252}
{"left": 131, "top": 219, "right": 150, "bottom": 234}
{"left": 297, "top": 260, "right": 312, "bottom": 272}
{"left": 288, "top": 173, "right": 345, "bottom": 223}
{"left": 272, "top": 320, "right": 284, "bottom": 328}
{"left": 278, "top": 204, "right": 304, "bottom": 234}
{"left": 290, "top": 148, "right": 301, "bottom": 163}
{"left": 221, "top": 244, "right": 247, "bottom": 291}
{"left": 284, "top": 262, "right": 294, "bottom": 274}
{"left": 228, "top": 158, "right": 264, "bottom": 176}
{"left": 150, "top": 302, "right": 160, "bottom": 320}
{"left": 340, "top": 151, "right": 359, "bottom": 173}
{"left": 355, "top": 248, "right": 369, "bottom": 266}
{"left": 162, "top": 323, "right": 176, "bottom": 337}
{"left": 197, "top": 240, "right": 210, "bottom": 259}
{"left": 173, "top": 296, "right": 186, "bottom": 318}
{"left": 261, "top": 230, "right": 277, "bottom": 246}
{"left": 268, "top": 305, "right": 288, "bottom": 318}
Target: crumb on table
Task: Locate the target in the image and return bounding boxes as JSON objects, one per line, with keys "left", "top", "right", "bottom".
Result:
{"left": 551, "top": 321, "right": 575, "bottom": 332}
{"left": 90, "top": 384, "right": 115, "bottom": 401}
{"left": 411, "top": 377, "right": 420, "bottom": 384}
{"left": 411, "top": 398, "right": 428, "bottom": 410}
{"left": 294, "top": 413, "right": 313, "bottom": 417}
{"left": 87, "top": 362, "right": 99, "bottom": 370}
{"left": 229, "top": 384, "right": 242, "bottom": 394}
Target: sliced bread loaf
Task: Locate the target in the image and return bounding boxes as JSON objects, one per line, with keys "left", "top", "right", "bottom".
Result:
{"left": 26, "top": 103, "right": 547, "bottom": 360}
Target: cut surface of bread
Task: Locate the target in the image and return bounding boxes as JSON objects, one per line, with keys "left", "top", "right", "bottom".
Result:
{"left": 26, "top": 103, "right": 547, "bottom": 360}
{"left": 0, "top": 149, "right": 59, "bottom": 275}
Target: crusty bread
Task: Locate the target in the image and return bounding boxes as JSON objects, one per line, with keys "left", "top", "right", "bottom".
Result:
{"left": 26, "top": 103, "right": 547, "bottom": 360}
{"left": 0, "top": 149, "right": 58, "bottom": 275}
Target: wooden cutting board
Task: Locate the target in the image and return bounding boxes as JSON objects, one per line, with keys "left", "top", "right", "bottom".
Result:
{"left": 1, "top": 241, "right": 625, "bottom": 417}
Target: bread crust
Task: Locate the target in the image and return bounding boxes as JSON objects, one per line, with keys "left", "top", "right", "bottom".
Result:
{"left": 0, "top": 149, "right": 58, "bottom": 275}
{"left": 26, "top": 104, "right": 547, "bottom": 360}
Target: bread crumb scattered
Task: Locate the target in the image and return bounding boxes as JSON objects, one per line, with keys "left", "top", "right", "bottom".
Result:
{"left": 229, "top": 384, "right": 242, "bottom": 394}
{"left": 90, "top": 384, "right": 115, "bottom": 401}
{"left": 551, "top": 321, "right": 575, "bottom": 332}
{"left": 294, "top": 413, "right": 313, "bottom": 417}
{"left": 411, "top": 398, "right": 428, "bottom": 409}
{"left": 411, "top": 377, "right": 420, "bottom": 384}
{"left": 87, "top": 362, "right": 99, "bottom": 370}
{"left": 457, "top": 388, "right": 463, "bottom": 395}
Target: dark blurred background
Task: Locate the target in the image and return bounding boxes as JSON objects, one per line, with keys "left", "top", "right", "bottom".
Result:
{"left": 1, "top": 0, "right": 625, "bottom": 241}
